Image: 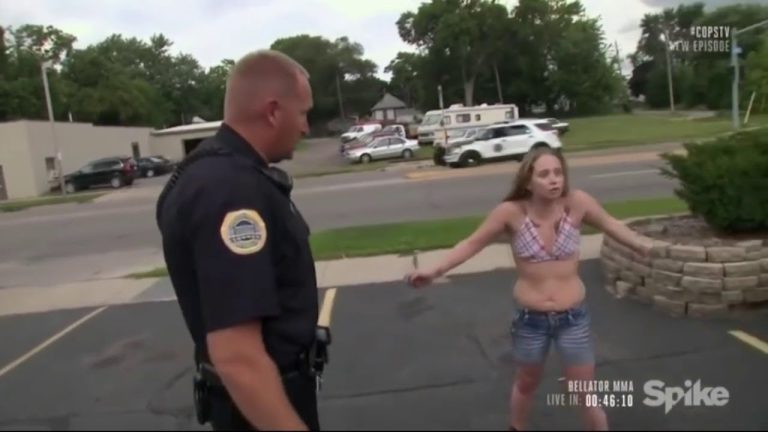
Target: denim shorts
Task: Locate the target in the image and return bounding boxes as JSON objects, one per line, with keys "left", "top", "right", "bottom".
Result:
{"left": 509, "top": 301, "right": 595, "bottom": 367}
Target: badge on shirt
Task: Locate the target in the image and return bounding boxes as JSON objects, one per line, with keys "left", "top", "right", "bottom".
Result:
{"left": 220, "top": 209, "right": 267, "bottom": 255}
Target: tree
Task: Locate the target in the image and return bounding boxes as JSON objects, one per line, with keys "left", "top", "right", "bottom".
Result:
{"left": 270, "top": 34, "right": 382, "bottom": 130}
{"left": 504, "top": 0, "right": 623, "bottom": 115}
{"left": 0, "top": 24, "right": 78, "bottom": 121}
{"left": 385, "top": 52, "right": 426, "bottom": 107}
{"left": 745, "top": 37, "right": 768, "bottom": 114}
{"left": 628, "top": 2, "right": 768, "bottom": 110}
{"left": 397, "top": 0, "right": 510, "bottom": 106}
{"left": 196, "top": 59, "right": 234, "bottom": 121}
{"left": 549, "top": 18, "right": 624, "bottom": 114}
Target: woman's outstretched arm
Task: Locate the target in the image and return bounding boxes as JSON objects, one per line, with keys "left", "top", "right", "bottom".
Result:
{"left": 576, "top": 189, "right": 653, "bottom": 255}
{"left": 407, "top": 203, "right": 512, "bottom": 287}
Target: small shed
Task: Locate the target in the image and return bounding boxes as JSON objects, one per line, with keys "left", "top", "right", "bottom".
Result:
{"left": 371, "top": 93, "right": 419, "bottom": 123}
{"left": 149, "top": 120, "right": 222, "bottom": 161}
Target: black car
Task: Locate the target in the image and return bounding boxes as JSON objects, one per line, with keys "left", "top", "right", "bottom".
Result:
{"left": 137, "top": 156, "right": 174, "bottom": 177}
{"left": 63, "top": 156, "right": 137, "bottom": 193}
{"left": 545, "top": 117, "right": 570, "bottom": 135}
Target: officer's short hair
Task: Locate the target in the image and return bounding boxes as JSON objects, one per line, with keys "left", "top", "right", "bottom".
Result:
{"left": 227, "top": 50, "right": 309, "bottom": 97}
{"left": 224, "top": 50, "right": 309, "bottom": 121}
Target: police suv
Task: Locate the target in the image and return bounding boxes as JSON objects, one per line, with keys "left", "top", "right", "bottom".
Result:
{"left": 442, "top": 119, "right": 563, "bottom": 168}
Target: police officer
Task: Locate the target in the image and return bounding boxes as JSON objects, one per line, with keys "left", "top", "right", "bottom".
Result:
{"left": 156, "top": 50, "right": 325, "bottom": 431}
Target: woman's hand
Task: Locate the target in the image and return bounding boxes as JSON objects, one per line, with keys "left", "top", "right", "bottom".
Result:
{"left": 631, "top": 235, "right": 655, "bottom": 259}
{"left": 405, "top": 269, "right": 440, "bottom": 289}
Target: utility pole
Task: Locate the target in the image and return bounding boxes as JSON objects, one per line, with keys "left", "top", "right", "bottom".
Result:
{"left": 731, "top": 19, "right": 768, "bottom": 130}
{"left": 41, "top": 60, "right": 66, "bottom": 195}
{"left": 614, "top": 41, "right": 622, "bottom": 75}
{"left": 493, "top": 61, "right": 503, "bottom": 104}
{"left": 662, "top": 29, "right": 675, "bottom": 113}
{"left": 438, "top": 84, "right": 447, "bottom": 146}
{"left": 336, "top": 71, "right": 346, "bottom": 119}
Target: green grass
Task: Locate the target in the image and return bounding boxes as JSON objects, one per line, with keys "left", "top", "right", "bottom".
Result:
{"left": 295, "top": 140, "right": 310, "bottom": 152}
{"left": 0, "top": 192, "right": 105, "bottom": 212}
{"left": 125, "top": 267, "right": 170, "bottom": 279}
{"left": 563, "top": 113, "right": 768, "bottom": 151}
{"left": 309, "top": 196, "right": 688, "bottom": 260}
{"left": 126, "top": 196, "right": 688, "bottom": 279}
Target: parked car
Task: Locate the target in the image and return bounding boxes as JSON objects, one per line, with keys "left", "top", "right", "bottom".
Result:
{"left": 539, "top": 117, "right": 570, "bottom": 136}
{"left": 63, "top": 156, "right": 137, "bottom": 193}
{"left": 515, "top": 117, "right": 570, "bottom": 136}
{"left": 539, "top": 117, "right": 570, "bottom": 135}
{"left": 340, "top": 134, "right": 375, "bottom": 154}
{"left": 339, "top": 124, "right": 407, "bottom": 153}
{"left": 137, "top": 156, "right": 174, "bottom": 177}
{"left": 344, "top": 136, "right": 419, "bottom": 164}
{"left": 432, "top": 127, "right": 482, "bottom": 166}
{"left": 340, "top": 123, "right": 382, "bottom": 143}
{"left": 442, "top": 119, "right": 563, "bottom": 168}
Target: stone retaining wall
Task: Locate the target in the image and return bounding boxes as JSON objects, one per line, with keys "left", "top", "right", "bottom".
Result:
{"left": 600, "top": 232, "right": 768, "bottom": 318}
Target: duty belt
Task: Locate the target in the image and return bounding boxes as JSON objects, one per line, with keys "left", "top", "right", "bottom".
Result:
{"left": 195, "top": 326, "right": 332, "bottom": 389}
{"left": 197, "top": 351, "right": 312, "bottom": 388}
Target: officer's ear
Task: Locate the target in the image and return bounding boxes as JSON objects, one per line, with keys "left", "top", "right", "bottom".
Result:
{"left": 266, "top": 99, "right": 280, "bottom": 126}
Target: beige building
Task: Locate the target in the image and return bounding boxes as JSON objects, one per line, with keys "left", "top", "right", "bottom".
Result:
{"left": 0, "top": 120, "right": 152, "bottom": 200}
{"left": 148, "top": 120, "right": 221, "bottom": 161}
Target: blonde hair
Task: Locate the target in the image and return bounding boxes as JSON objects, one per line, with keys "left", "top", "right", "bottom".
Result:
{"left": 503, "top": 147, "right": 569, "bottom": 201}
{"left": 223, "top": 50, "right": 309, "bottom": 121}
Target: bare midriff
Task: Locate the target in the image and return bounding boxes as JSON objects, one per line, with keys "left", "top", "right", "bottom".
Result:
{"left": 512, "top": 254, "right": 585, "bottom": 311}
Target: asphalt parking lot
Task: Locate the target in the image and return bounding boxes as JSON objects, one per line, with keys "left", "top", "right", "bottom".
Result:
{"left": 0, "top": 260, "right": 766, "bottom": 430}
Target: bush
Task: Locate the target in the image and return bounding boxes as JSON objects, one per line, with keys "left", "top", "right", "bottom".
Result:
{"left": 660, "top": 128, "right": 768, "bottom": 233}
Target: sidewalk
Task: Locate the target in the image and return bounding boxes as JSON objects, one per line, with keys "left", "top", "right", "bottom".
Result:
{"left": 0, "top": 233, "right": 605, "bottom": 317}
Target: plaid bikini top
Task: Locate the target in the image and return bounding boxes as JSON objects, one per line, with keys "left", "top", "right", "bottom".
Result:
{"left": 512, "top": 205, "right": 580, "bottom": 262}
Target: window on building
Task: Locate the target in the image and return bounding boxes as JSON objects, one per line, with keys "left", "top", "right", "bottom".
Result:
{"left": 457, "top": 114, "right": 471, "bottom": 123}
{"left": 475, "top": 114, "right": 481, "bottom": 121}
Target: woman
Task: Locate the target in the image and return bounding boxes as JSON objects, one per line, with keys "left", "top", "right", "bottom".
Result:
{"left": 405, "top": 147, "right": 652, "bottom": 431}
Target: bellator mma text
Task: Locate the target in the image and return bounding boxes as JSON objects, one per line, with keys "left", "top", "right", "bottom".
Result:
{"left": 568, "top": 380, "right": 634, "bottom": 393}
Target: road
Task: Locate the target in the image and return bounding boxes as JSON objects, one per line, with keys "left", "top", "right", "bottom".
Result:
{"left": 0, "top": 262, "right": 766, "bottom": 430}
{"left": 0, "top": 150, "right": 677, "bottom": 288}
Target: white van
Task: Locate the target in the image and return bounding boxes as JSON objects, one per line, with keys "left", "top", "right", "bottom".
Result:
{"left": 417, "top": 103, "right": 519, "bottom": 146}
{"left": 340, "top": 124, "right": 382, "bottom": 143}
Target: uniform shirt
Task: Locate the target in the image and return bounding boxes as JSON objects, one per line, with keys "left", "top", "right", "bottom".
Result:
{"left": 157, "top": 123, "right": 318, "bottom": 369}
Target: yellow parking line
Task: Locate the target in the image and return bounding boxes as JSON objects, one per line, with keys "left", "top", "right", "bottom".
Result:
{"left": 405, "top": 165, "right": 517, "bottom": 181}
{"left": 0, "top": 306, "right": 108, "bottom": 379}
{"left": 318, "top": 288, "right": 337, "bottom": 328}
{"left": 729, "top": 330, "right": 768, "bottom": 355}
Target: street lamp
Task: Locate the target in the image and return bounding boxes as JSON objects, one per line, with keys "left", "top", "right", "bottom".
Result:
{"left": 731, "top": 18, "right": 768, "bottom": 130}
{"left": 661, "top": 29, "right": 675, "bottom": 113}
{"left": 41, "top": 60, "right": 66, "bottom": 195}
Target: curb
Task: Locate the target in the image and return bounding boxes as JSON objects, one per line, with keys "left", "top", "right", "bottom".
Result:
{"left": 402, "top": 146, "right": 687, "bottom": 181}
{"left": 0, "top": 213, "right": 689, "bottom": 317}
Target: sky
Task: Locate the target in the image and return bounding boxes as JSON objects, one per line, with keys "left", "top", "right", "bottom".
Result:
{"left": 1, "top": 0, "right": 761, "bottom": 80}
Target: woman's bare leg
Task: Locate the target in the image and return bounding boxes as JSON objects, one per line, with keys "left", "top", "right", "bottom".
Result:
{"left": 564, "top": 364, "right": 609, "bottom": 430}
{"left": 556, "top": 302, "right": 607, "bottom": 431}
{"left": 510, "top": 363, "right": 545, "bottom": 430}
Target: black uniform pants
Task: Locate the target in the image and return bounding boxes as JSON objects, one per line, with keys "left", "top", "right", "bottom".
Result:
{"left": 208, "top": 370, "right": 320, "bottom": 431}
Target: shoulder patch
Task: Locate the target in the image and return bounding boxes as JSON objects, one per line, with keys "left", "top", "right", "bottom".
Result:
{"left": 219, "top": 209, "right": 267, "bottom": 255}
